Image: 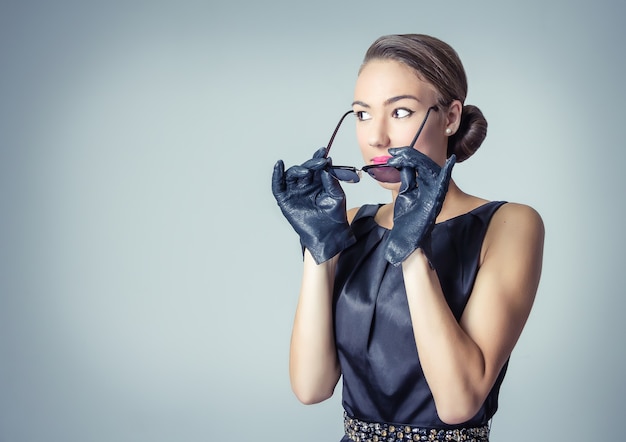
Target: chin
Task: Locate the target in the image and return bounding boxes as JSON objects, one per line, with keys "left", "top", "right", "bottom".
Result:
{"left": 378, "top": 181, "right": 401, "bottom": 192}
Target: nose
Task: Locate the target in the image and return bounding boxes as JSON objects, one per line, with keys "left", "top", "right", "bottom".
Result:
{"left": 368, "top": 120, "right": 390, "bottom": 149}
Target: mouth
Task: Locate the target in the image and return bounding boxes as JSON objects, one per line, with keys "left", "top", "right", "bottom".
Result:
{"left": 371, "top": 156, "right": 392, "bottom": 165}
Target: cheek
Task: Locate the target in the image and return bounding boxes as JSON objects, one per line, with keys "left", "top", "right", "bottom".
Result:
{"left": 412, "top": 127, "right": 446, "bottom": 161}
{"left": 356, "top": 129, "right": 369, "bottom": 159}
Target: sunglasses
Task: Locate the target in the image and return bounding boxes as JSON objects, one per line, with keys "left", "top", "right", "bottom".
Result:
{"left": 324, "top": 106, "right": 439, "bottom": 183}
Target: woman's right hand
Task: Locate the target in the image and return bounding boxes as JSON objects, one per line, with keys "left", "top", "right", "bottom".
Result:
{"left": 271, "top": 147, "right": 356, "bottom": 264}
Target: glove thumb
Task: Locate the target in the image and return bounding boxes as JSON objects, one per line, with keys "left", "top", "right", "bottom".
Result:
{"left": 271, "top": 160, "right": 286, "bottom": 196}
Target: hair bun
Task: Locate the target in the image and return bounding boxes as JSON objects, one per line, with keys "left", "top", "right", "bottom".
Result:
{"left": 447, "top": 105, "right": 487, "bottom": 162}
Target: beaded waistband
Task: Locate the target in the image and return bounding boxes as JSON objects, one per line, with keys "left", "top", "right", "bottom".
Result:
{"left": 344, "top": 412, "right": 490, "bottom": 442}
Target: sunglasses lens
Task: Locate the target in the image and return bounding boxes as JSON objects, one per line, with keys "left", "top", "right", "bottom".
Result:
{"left": 365, "top": 165, "right": 401, "bottom": 183}
{"left": 330, "top": 166, "right": 361, "bottom": 183}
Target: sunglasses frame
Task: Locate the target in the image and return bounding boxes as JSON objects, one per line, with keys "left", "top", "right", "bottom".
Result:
{"left": 324, "top": 106, "right": 439, "bottom": 183}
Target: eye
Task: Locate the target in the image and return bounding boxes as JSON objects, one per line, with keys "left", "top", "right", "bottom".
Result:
{"left": 393, "top": 108, "right": 414, "bottom": 119}
{"left": 355, "top": 110, "right": 372, "bottom": 121}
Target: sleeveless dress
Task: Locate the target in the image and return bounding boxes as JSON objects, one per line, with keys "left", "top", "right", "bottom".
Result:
{"left": 333, "top": 201, "right": 508, "bottom": 440}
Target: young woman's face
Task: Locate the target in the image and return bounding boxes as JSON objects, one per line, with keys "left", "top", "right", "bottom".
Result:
{"left": 353, "top": 59, "right": 448, "bottom": 189}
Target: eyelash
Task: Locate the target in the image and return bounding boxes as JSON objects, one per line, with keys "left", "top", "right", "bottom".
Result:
{"left": 354, "top": 108, "right": 415, "bottom": 121}
{"left": 393, "top": 108, "right": 414, "bottom": 119}
{"left": 355, "top": 110, "right": 371, "bottom": 121}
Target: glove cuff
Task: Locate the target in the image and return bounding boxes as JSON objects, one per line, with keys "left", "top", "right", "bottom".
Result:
{"left": 301, "top": 226, "right": 356, "bottom": 264}
{"left": 383, "top": 232, "right": 416, "bottom": 266}
{"left": 383, "top": 232, "right": 435, "bottom": 267}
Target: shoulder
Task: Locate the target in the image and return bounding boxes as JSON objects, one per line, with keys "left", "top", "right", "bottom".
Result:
{"left": 482, "top": 202, "right": 544, "bottom": 266}
{"left": 459, "top": 203, "right": 544, "bottom": 391}
{"left": 489, "top": 202, "right": 544, "bottom": 238}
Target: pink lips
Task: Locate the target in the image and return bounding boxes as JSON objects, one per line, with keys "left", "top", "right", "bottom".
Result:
{"left": 372, "top": 156, "right": 392, "bottom": 165}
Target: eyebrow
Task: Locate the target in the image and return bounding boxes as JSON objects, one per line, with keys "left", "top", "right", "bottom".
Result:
{"left": 351, "top": 95, "right": 422, "bottom": 108}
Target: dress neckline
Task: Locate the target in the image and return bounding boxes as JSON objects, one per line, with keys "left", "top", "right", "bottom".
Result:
{"left": 367, "top": 201, "right": 504, "bottom": 231}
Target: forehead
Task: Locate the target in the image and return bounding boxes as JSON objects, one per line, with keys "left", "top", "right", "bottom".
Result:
{"left": 354, "top": 59, "right": 437, "bottom": 104}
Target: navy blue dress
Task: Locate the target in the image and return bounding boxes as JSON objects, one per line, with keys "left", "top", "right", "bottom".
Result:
{"left": 333, "top": 201, "right": 508, "bottom": 439}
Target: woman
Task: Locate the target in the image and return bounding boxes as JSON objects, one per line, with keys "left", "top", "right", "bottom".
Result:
{"left": 272, "top": 34, "right": 544, "bottom": 441}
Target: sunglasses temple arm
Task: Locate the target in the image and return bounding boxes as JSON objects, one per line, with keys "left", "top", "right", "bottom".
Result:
{"left": 324, "top": 110, "right": 354, "bottom": 158}
{"left": 409, "top": 106, "right": 438, "bottom": 148}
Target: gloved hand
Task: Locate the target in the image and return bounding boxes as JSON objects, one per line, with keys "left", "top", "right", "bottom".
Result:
{"left": 383, "top": 148, "right": 456, "bottom": 266}
{"left": 272, "top": 147, "right": 356, "bottom": 264}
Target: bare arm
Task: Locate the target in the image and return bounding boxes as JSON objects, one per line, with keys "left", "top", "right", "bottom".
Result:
{"left": 289, "top": 250, "right": 340, "bottom": 404}
{"left": 289, "top": 208, "right": 360, "bottom": 404}
{"left": 401, "top": 203, "right": 544, "bottom": 424}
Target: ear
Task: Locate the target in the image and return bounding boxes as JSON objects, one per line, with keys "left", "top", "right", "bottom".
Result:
{"left": 445, "top": 100, "right": 463, "bottom": 135}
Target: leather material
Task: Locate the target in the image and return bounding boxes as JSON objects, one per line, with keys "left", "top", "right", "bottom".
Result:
{"left": 383, "top": 148, "right": 456, "bottom": 265}
{"left": 272, "top": 147, "right": 356, "bottom": 264}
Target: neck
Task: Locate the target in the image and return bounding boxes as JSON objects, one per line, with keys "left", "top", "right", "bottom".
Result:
{"left": 377, "top": 178, "right": 486, "bottom": 229}
{"left": 382, "top": 179, "right": 467, "bottom": 226}
{"left": 436, "top": 180, "right": 464, "bottom": 221}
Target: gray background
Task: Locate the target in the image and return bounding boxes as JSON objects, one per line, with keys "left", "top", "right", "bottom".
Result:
{"left": 1, "top": 1, "right": 624, "bottom": 440}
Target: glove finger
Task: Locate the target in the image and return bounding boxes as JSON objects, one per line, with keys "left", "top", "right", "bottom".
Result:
{"left": 433, "top": 154, "right": 456, "bottom": 200}
{"left": 388, "top": 147, "right": 440, "bottom": 173}
{"left": 385, "top": 147, "right": 404, "bottom": 167}
{"left": 386, "top": 146, "right": 417, "bottom": 165}
{"left": 443, "top": 154, "right": 457, "bottom": 174}
{"left": 386, "top": 147, "right": 417, "bottom": 172}
{"left": 321, "top": 168, "right": 345, "bottom": 200}
{"left": 312, "top": 146, "right": 328, "bottom": 159}
{"left": 301, "top": 156, "right": 329, "bottom": 171}
{"left": 387, "top": 148, "right": 417, "bottom": 192}
{"left": 398, "top": 164, "right": 417, "bottom": 193}
{"left": 272, "top": 160, "right": 287, "bottom": 195}
{"left": 414, "top": 153, "right": 441, "bottom": 180}
{"left": 282, "top": 166, "right": 305, "bottom": 189}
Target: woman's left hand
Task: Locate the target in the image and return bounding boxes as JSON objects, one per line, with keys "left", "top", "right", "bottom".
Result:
{"left": 383, "top": 148, "right": 456, "bottom": 265}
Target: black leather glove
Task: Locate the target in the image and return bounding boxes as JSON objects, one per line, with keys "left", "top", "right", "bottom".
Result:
{"left": 383, "top": 148, "right": 456, "bottom": 266}
{"left": 272, "top": 147, "right": 356, "bottom": 264}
